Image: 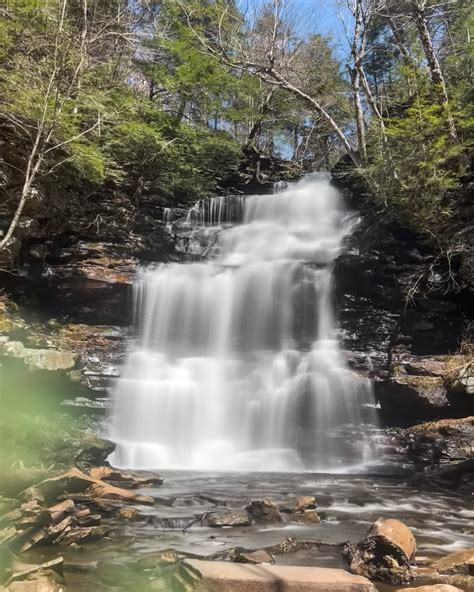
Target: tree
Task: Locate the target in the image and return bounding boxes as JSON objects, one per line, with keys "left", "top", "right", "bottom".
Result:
{"left": 0, "top": 0, "right": 136, "bottom": 252}
{"left": 177, "top": 0, "right": 361, "bottom": 164}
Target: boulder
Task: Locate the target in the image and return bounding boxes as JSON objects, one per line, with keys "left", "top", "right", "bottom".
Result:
{"left": 396, "top": 586, "right": 464, "bottom": 591}
{"left": 343, "top": 518, "right": 416, "bottom": 585}
{"left": 116, "top": 507, "right": 140, "bottom": 521}
{"left": 205, "top": 511, "right": 251, "bottom": 527}
{"left": 292, "top": 495, "right": 317, "bottom": 512}
{"left": 289, "top": 510, "right": 321, "bottom": 524}
{"left": 431, "top": 548, "right": 474, "bottom": 575}
{"left": 367, "top": 518, "right": 416, "bottom": 561}
{"left": 245, "top": 499, "right": 282, "bottom": 523}
{"left": 280, "top": 495, "right": 317, "bottom": 513}
{"left": 188, "top": 560, "right": 377, "bottom": 591}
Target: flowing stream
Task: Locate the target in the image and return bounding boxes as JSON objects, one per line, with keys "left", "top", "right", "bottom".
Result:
{"left": 109, "top": 174, "right": 379, "bottom": 471}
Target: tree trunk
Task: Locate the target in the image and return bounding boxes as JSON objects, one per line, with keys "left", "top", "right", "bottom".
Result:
{"left": 350, "top": 0, "right": 367, "bottom": 163}
{"left": 410, "top": 1, "right": 457, "bottom": 139}
{"left": 244, "top": 89, "right": 274, "bottom": 150}
{"left": 350, "top": 66, "right": 367, "bottom": 162}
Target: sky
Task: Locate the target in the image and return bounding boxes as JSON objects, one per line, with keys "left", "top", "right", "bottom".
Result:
{"left": 238, "top": 0, "right": 353, "bottom": 59}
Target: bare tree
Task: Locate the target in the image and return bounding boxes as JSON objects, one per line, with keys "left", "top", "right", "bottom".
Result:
{"left": 382, "top": 0, "right": 457, "bottom": 139}
{"left": 177, "top": 0, "right": 361, "bottom": 165}
{"left": 0, "top": 0, "right": 138, "bottom": 253}
{"left": 408, "top": 0, "right": 457, "bottom": 138}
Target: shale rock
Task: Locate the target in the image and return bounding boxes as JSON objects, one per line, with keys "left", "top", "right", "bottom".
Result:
{"left": 19, "top": 468, "right": 154, "bottom": 506}
{"left": 397, "top": 586, "right": 464, "bottom": 591}
{"left": 189, "top": 559, "right": 377, "bottom": 591}
{"left": 245, "top": 499, "right": 282, "bottom": 523}
{"left": 205, "top": 511, "right": 251, "bottom": 527}
{"left": 0, "top": 340, "right": 77, "bottom": 372}
{"left": 88, "top": 466, "right": 163, "bottom": 488}
{"left": 374, "top": 374, "right": 449, "bottom": 423}
{"left": 343, "top": 518, "right": 416, "bottom": 585}
{"left": 431, "top": 548, "right": 474, "bottom": 575}
{"left": 401, "top": 417, "right": 474, "bottom": 467}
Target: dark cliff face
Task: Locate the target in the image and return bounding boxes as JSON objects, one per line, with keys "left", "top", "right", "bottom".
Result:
{"left": 331, "top": 169, "right": 473, "bottom": 368}
{"left": 332, "top": 179, "right": 473, "bottom": 432}
{"left": 0, "top": 187, "right": 176, "bottom": 325}
{"left": 334, "top": 216, "right": 471, "bottom": 371}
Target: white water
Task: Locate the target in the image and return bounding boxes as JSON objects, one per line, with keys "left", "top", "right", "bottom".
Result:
{"left": 109, "top": 174, "right": 378, "bottom": 471}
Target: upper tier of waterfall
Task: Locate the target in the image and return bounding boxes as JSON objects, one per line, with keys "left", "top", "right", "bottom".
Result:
{"left": 109, "top": 174, "right": 379, "bottom": 472}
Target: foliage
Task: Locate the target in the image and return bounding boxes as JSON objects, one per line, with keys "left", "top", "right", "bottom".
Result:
{"left": 0, "top": 0, "right": 472, "bottom": 246}
{"left": 363, "top": 92, "right": 472, "bottom": 233}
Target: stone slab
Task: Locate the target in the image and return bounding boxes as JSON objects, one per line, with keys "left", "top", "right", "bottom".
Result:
{"left": 189, "top": 560, "right": 377, "bottom": 592}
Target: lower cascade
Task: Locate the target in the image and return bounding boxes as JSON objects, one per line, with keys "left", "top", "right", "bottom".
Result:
{"left": 109, "top": 174, "right": 379, "bottom": 471}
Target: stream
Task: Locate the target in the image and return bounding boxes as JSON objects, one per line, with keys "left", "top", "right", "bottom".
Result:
{"left": 23, "top": 468, "right": 474, "bottom": 591}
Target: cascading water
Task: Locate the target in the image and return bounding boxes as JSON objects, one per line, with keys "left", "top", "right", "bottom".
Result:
{"left": 109, "top": 174, "right": 379, "bottom": 472}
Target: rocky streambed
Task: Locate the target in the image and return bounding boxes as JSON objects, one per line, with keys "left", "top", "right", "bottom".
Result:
{"left": 1, "top": 449, "right": 474, "bottom": 591}
{"left": 1, "top": 324, "right": 473, "bottom": 592}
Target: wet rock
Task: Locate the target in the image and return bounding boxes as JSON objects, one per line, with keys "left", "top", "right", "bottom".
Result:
{"left": 434, "top": 575, "right": 474, "bottom": 591}
{"left": 0, "top": 340, "right": 77, "bottom": 371}
{"left": 20, "top": 468, "right": 154, "bottom": 506}
{"left": 431, "top": 548, "right": 474, "bottom": 575}
{"left": 280, "top": 495, "right": 317, "bottom": 514}
{"left": 88, "top": 466, "right": 163, "bottom": 488}
{"left": 292, "top": 495, "right": 317, "bottom": 512}
{"left": 234, "top": 550, "right": 274, "bottom": 564}
{"left": 397, "top": 586, "right": 464, "bottom": 591}
{"left": 245, "top": 499, "right": 282, "bottom": 523}
{"left": 374, "top": 374, "right": 449, "bottom": 423}
{"left": 205, "top": 511, "right": 251, "bottom": 527}
{"left": 368, "top": 518, "right": 416, "bottom": 561}
{"left": 188, "top": 559, "right": 377, "bottom": 591}
{"left": 74, "top": 434, "right": 116, "bottom": 469}
{"left": 88, "top": 482, "right": 153, "bottom": 505}
{"left": 116, "top": 507, "right": 140, "bottom": 521}
{"left": 343, "top": 518, "right": 416, "bottom": 584}
{"left": 395, "top": 354, "right": 474, "bottom": 412}
{"left": 400, "top": 417, "right": 474, "bottom": 468}
{"left": 402, "top": 356, "right": 451, "bottom": 377}
{"left": 54, "top": 525, "right": 109, "bottom": 545}
{"left": 289, "top": 510, "right": 321, "bottom": 524}
{"left": 47, "top": 500, "right": 76, "bottom": 524}
{"left": 265, "top": 536, "right": 339, "bottom": 557}
{"left": 5, "top": 557, "right": 64, "bottom": 587}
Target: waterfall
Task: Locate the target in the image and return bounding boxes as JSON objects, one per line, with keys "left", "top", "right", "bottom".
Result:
{"left": 109, "top": 174, "right": 378, "bottom": 472}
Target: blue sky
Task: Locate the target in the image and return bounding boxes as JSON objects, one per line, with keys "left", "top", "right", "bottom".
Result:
{"left": 238, "top": 0, "right": 352, "bottom": 59}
